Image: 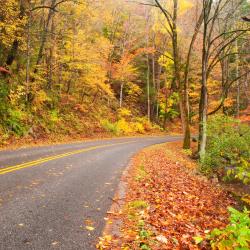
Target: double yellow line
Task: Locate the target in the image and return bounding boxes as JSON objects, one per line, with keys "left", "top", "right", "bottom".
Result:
{"left": 0, "top": 141, "right": 134, "bottom": 175}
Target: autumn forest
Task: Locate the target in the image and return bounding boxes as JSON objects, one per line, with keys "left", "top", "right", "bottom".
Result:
{"left": 0, "top": 0, "right": 250, "bottom": 249}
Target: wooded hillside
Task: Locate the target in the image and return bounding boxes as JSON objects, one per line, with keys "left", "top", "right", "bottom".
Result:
{"left": 0, "top": 0, "right": 249, "bottom": 153}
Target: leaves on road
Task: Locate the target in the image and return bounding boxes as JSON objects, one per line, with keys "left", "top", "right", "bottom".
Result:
{"left": 86, "top": 226, "right": 95, "bottom": 231}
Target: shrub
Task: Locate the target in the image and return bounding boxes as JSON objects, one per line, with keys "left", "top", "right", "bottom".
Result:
{"left": 5, "top": 109, "right": 26, "bottom": 136}
{"left": 101, "top": 119, "right": 120, "bottom": 135}
{"left": 201, "top": 115, "right": 250, "bottom": 184}
{"left": 118, "top": 107, "right": 132, "bottom": 119}
{"left": 206, "top": 207, "right": 250, "bottom": 250}
{"left": 135, "top": 117, "right": 152, "bottom": 131}
{"left": 101, "top": 116, "right": 161, "bottom": 136}
{"left": 132, "top": 122, "right": 145, "bottom": 134}
{"left": 117, "top": 118, "right": 133, "bottom": 134}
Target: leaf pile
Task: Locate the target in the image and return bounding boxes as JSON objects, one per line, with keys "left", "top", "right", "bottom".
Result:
{"left": 100, "top": 142, "right": 237, "bottom": 249}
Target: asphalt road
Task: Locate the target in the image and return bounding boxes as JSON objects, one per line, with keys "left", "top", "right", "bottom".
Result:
{"left": 0, "top": 136, "right": 182, "bottom": 250}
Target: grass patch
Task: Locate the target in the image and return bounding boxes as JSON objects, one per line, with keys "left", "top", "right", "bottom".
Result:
{"left": 135, "top": 165, "right": 148, "bottom": 181}
{"left": 128, "top": 200, "right": 148, "bottom": 210}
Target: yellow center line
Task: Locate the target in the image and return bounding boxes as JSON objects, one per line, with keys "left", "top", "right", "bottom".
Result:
{"left": 0, "top": 141, "right": 135, "bottom": 175}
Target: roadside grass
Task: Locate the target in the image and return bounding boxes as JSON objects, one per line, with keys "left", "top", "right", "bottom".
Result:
{"left": 122, "top": 200, "right": 154, "bottom": 250}
{"left": 134, "top": 165, "right": 148, "bottom": 182}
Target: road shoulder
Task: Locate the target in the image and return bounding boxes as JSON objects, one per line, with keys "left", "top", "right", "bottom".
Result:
{"left": 97, "top": 142, "right": 237, "bottom": 249}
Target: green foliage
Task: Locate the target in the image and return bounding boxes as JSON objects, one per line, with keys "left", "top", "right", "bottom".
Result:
{"left": 101, "top": 119, "right": 120, "bottom": 135}
{"left": 135, "top": 165, "right": 148, "bottom": 181}
{"left": 0, "top": 82, "right": 27, "bottom": 137}
{"left": 201, "top": 115, "right": 250, "bottom": 184}
{"left": 5, "top": 109, "right": 26, "bottom": 136}
{"left": 159, "top": 92, "right": 180, "bottom": 120}
{"left": 206, "top": 207, "right": 250, "bottom": 250}
{"left": 129, "top": 200, "right": 148, "bottom": 210}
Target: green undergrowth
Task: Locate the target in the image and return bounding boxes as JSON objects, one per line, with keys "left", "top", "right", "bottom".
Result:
{"left": 200, "top": 115, "right": 250, "bottom": 185}
{"left": 122, "top": 200, "right": 154, "bottom": 250}
{"left": 195, "top": 207, "right": 250, "bottom": 249}
{"left": 135, "top": 165, "right": 148, "bottom": 181}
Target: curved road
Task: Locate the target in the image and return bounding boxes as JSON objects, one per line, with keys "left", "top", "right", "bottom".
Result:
{"left": 0, "top": 136, "right": 181, "bottom": 250}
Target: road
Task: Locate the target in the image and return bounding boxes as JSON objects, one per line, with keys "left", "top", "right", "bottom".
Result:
{"left": 0, "top": 136, "right": 181, "bottom": 250}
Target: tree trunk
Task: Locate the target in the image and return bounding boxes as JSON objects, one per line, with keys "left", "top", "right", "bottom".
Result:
{"left": 25, "top": 8, "right": 31, "bottom": 102}
{"left": 6, "top": 0, "right": 26, "bottom": 66}
{"left": 147, "top": 52, "right": 151, "bottom": 121}
{"left": 183, "top": 87, "right": 191, "bottom": 149}
{"left": 34, "top": 0, "right": 56, "bottom": 73}
{"left": 47, "top": 17, "right": 55, "bottom": 89}
{"left": 119, "top": 82, "right": 124, "bottom": 108}
{"left": 155, "top": 64, "right": 162, "bottom": 121}
{"left": 199, "top": 0, "right": 210, "bottom": 160}
{"left": 172, "top": 0, "right": 187, "bottom": 140}
{"left": 146, "top": 14, "right": 151, "bottom": 121}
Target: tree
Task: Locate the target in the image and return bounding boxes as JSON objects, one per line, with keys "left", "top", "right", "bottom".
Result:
{"left": 198, "top": 0, "right": 249, "bottom": 159}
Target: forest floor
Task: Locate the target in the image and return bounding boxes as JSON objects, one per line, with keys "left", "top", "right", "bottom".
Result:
{"left": 97, "top": 142, "right": 249, "bottom": 250}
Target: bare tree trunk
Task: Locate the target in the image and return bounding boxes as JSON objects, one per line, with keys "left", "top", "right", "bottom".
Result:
{"left": 6, "top": 0, "right": 26, "bottom": 66}
{"left": 48, "top": 17, "right": 55, "bottom": 89}
{"left": 34, "top": 0, "right": 56, "bottom": 73}
{"left": 119, "top": 82, "right": 124, "bottom": 108}
{"left": 147, "top": 53, "right": 151, "bottom": 121}
{"left": 236, "top": 38, "right": 240, "bottom": 118}
{"left": 182, "top": 10, "right": 203, "bottom": 149}
{"left": 155, "top": 64, "right": 162, "bottom": 121}
{"left": 172, "top": 0, "right": 185, "bottom": 136}
{"left": 151, "top": 36, "right": 156, "bottom": 119}
{"left": 146, "top": 14, "right": 151, "bottom": 121}
{"left": 199, "top": 0, "right": 211, "bottom": 159}
{"left": 26, "top": 8, "right": 31, "bottom": 102}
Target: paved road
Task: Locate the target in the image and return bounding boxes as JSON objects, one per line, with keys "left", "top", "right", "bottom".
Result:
{"left": 0, "top": 136, "right": 182, "bottom": 250}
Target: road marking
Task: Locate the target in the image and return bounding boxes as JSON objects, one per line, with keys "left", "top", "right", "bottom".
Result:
{"left": 0, "top": 141, "right": 135, "bottom": 175}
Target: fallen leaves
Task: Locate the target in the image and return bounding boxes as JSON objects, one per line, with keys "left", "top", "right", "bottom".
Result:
{"left": 156, "top": 235, "right": 168, "bottom": 244}
{"left": 85, "top": 226, "right": 95, "bottom": 231}
{"left": 101, "top": 142, "right": 236, "bottom": 249}
{"left": 51, "top": 241, "right": 59, "bottom": 246}
{"left": 84, "top": 219, "right": 95, "bottom": 231}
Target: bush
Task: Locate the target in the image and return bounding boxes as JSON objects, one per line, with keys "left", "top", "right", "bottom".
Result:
{"left": 101, "top": 116, "right": 161, "bottom": 136}
{"left": 201, "top": 115, "right": 250, "bottom": 184}
{"left": 117, "top": 118, "right": 133, "bottom": 134}
{"left": 132, "top": 122, "right": 145, "bottom": 134}
{"left": 5, "top": 109, "right": 27, "bottom": 136}
{"left": 118, "top": 107, "right": 132, "bottom": 119}
{"left": 101, "top": 119, "right": 120, "bottom": 135}
{"left": 206, "top": 207, "right": 250, "bottom": 250}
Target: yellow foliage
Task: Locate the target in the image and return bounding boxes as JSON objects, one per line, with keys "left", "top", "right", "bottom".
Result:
{"left": 9, "top": 85, "right": 26, "bottom": 105}
{"left": 131, "top": 122, "right": 145, "bottom": 134}
{"left": 0, "top": 0, "right": 26, "bottom": 47}
{"left": 117, "top": 119, "right": 133, "bottom": 134}
{"left": 118, "top": 108, "right": 132, "bottom": 118}
{"left": 32, "top": 90, "right": 51, "bottom": 111}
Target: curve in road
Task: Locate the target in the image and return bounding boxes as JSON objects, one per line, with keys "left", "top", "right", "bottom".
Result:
{"left": 0, "top": 136, "right": 182, "bottom": 250}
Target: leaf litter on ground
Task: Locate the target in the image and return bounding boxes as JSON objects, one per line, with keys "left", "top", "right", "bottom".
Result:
{"left": 97, "top": 142, "right": 237, "bottom": 250}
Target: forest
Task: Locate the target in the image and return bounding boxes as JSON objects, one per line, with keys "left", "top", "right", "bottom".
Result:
{"left": 0, "top": 0, "right": 249, "bottom": 149}
{"left": 0, "top": 0, "right": 250, "bottom": 248}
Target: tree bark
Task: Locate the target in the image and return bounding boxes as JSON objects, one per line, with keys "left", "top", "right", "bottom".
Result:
{"left": 34, "top": 0, "right": 56, "bottom": 73}
{"left": 25, "top": 7, "right": 31, "bottom": 102}
{"left": 6, "top": 0, "right": 26, "bottom": 66}
{"left": 199, "top": 0, "right": 211, "bottom": 160}
{"left": 119, "top": 82, "right": 124, "bottom": 108}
